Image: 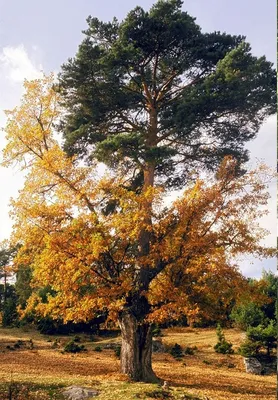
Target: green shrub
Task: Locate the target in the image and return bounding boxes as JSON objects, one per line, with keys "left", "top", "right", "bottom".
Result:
{"left": 238, "top": 340, "right": 259, "bottom": 357}
{"left": 184, "top": 346, "right": 197, "bottom": 355}
{"left": 152, "top": 324, "right": 163, "bottom": 337}
{"left": 94, "top": 346, "right": 102, "bottom": 352}
{"left": 240, "top": 320, "right": 277, "bottom": 356}
{"left": 73, "top": 335, "right": 81, "bottom": 343}
{"left": 230, "top": 302, "right": 265, "bottom": 330}
{"left": 144, "top": 390, "right": 172, "bottom": 398}
{"left": 114, "top": 345, "right": 121, "bottom": 358}
{"left": 2, "top": 297, "right": 19, "bottom": 327}
{"left": 64, "top": 340, "right": 86, "bottom": 353}
{"left": 170, "top": 343, "right": 183, "bottom": 359}
{"left": 214, "top": 341, "right": 234, "bottom": 354}
{"left": 214, "top": 324, "right": 234, "bottom": 354}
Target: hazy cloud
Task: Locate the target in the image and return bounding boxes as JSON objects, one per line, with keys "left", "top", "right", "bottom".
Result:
{"left": 0, "top": 45, "right": 43, "bottom": 241}
{"left": 0, "top": 45, "right": 43, "bottom": 83}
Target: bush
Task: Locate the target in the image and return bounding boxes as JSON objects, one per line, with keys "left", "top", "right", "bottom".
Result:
{"left": 238, "top": 340, "right": 259, "bottom": 357}
{"left": 184, "top": 346, "right": 197, "bottom": 355}
{"left": 170, "top": 343, "right": 183, "bottom": 359}
{"left": 64, "top": 340, "right": 86, "bottom": 353}
{"left": 246, "top": 320, "right": 276, "bottom": 356}
{"left": 214, "top": 324, "right": 234, "bottom": 354}
{"left": 152, "top": 324, "right": 163, "bottom": 337}
{"left": 144, "top": 389, "right": 173, "bottom": 399}
{"left": 214, "top": 341, "right": 234, "bottom": 354}
{"left": 2, "top": 297, "right": 19, "bottom": 327}
{"left": 94, "top": 346, "right": 102, "bottom": 352}
{"left": 36, "top": 317, "right": 59, "bottom": 334}
{"left": 230, "top": 302, "right": 265, "bottom": 330}
{"left": 114, "top": 345, "right": 121, "bottom": 358}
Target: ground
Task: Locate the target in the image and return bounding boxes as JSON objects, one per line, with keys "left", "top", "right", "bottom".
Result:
{"left": 0, "top": 326, "right": 275, "bottom": 400}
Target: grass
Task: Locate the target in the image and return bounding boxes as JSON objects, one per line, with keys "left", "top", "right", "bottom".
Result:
{"left": 0, "top": 326, "right": 275, "bottom": 400}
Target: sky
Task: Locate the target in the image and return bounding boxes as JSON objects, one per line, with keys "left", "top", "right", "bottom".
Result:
{"left": 0, "top": 0, "right": 276, "bottom": 278}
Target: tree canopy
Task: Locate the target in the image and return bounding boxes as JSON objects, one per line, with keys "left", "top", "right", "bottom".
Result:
{"left": 2, "top": 0, "right": 276, "bottom": 383}
{"left": 59, "top": 0, "right": 276, "bottom": 190}
{"left": 2, "top": 75, "right": 275, "bottom": 380}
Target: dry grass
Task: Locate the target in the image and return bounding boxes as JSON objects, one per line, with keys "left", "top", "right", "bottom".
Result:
{"left": 0, "top": 326, "right": 275, "bottom": 400}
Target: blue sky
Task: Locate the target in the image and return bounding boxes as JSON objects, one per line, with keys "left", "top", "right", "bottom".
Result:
{"left": 0, "top": 0, "right": 276, "bottom": 278}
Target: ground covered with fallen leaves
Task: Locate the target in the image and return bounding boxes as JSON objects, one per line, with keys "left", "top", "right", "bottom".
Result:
{"left": 0, "top": 326, "right": 275, "bottom": 400}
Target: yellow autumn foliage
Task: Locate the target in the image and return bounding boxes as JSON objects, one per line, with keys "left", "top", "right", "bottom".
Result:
{"left": 2, "top": 75, "right": 275, "bottom": 325}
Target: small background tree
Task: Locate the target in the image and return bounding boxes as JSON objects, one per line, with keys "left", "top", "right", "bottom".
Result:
{"left": 231, "top": 272, "right": 277, "bottom": 330}
{"left": 214, "top": 323, "right": 234, "bottom": 354}
{"left": 239, "top": 321, "right": 277, "bottom": 358}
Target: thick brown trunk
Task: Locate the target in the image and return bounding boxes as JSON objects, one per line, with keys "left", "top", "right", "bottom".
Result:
{"left": 118, "top": 102, "right": 159, "bottom": 383}
{"left": 119, "top": 312, "right": 159, "bottom": 382}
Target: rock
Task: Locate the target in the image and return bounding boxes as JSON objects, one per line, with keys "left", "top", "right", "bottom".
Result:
{"left": 257, "top": 355, "right": 277, "bottom": 375}
{"left": 63, "top": 386, "right": 99, "bottom": 400}
{"left": 152, "top": 339, "right": 165, "bottom": 353}
{"left": 103, "top": 343, "right": 120, "bottom": 349}
{"left": 244, "top": 357, "right": 262, "bottom": 375}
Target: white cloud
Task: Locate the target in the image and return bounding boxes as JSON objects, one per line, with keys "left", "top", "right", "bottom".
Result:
{"left": 235, "top": 256, "right": 276, "bottom": 279}
{"left": 246, "top": 115, "right": 277, "bottom": 247}
{"left": 0, "top": 45, "right": 43, "bottom": 83}
{"left": 0, "top": 45, "right": 43, "bottom": 242}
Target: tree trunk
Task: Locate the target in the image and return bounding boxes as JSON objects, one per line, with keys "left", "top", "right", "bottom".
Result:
{"left": 119, "top": 312, "right": 159, "bottom": 382}
{"left": 117, "top": 106, "right": 159, "bottom": 383}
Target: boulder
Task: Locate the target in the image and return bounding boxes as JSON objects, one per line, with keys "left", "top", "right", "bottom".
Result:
{"left": 244, "top": 357, "right": 262, "bottom": 375}
{"left": 152, "top": 339, "right": 165, "bottom": 353}
{"left": 63, "top": 386, "right": 99, "bottom": 400}
{"left": 257, "top": 355, "right": 277, "bottom": 375}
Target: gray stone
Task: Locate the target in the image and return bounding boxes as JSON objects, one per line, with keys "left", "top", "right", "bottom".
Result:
{"left": 63, "top": 386, "right": 99, "bottom": 400}
{"left": 152, "top": 339, "right": 165, "bottom": 353}
{"left": 103, "top": 342, "right": 120, "bottom": 349}
{"left": 244, "top": 357, "right": 262, "bottom": 375}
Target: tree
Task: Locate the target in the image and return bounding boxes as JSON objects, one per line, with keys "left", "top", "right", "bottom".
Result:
{"left": 231, "top": 302, "right": 266, "bottom": 330}
{"left": 1, "top": 285, "right": 18, "bottom": 327}
{"left": 239, "top": 320, "right": 277, "bottom": 357}
{"left": 0, "top": 243, "right": 17, "bottom": 306}
{"left": 0, "top": 244, "right": 19, "bottom": 327}
{"left": 230, "top": 272, "right": 278, "bottom": 330}
{"left": 214, "top": 323, "right": 234, "bottom": 354}
{"left": 58, "top": 0, "right": 276, "bottom": 187}
{"left": 55, "top": 0, "right": 275, "bottom": 380}
{"left": 259, "top": 271, "right": 278, "bottom": 321}
{"left": 2, "top": 76, "right": 275, "bottom": 381}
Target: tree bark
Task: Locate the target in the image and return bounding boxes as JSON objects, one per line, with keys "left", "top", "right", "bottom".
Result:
{"left": 117, "top": 97, "right": 160, "bottom": 383}
{"left": 119, "top": 311, "right": 159, "bottom": 382}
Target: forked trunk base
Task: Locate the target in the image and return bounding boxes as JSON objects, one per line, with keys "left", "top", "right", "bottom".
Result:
{"left": 119, "top": 312, "right": 159, "bottom": 382}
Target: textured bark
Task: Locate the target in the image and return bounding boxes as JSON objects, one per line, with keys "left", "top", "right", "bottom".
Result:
{"left": 117, "top": 107, "right": 159, "bottom": 383}
{"left": 119, "top": 312, "right": 159, "bottom": 382}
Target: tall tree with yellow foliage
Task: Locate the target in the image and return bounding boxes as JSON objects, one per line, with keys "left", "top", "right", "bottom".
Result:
{"left": 2, "top": 75, "right": 274, "bottom": 382}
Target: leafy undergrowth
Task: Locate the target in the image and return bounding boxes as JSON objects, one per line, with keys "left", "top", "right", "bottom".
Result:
{"left": 0, "top": 327, "right": 275, "bottom": 400}
{"left": 0, "top": 381, "right": 204, "bottom": 400}
{"left": 0, "top": 381, "right": 64, "bottom": 399}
